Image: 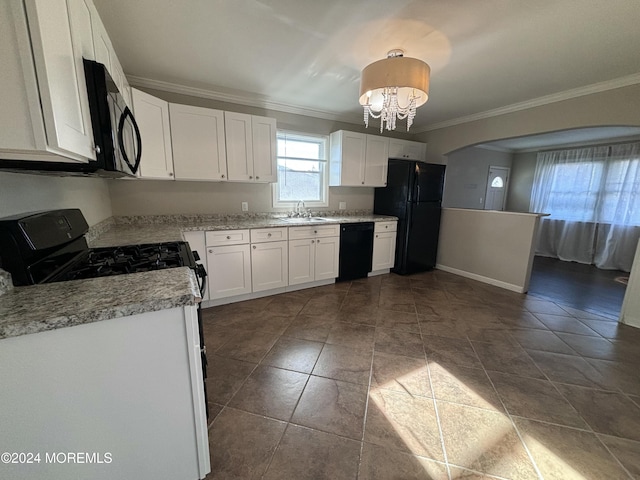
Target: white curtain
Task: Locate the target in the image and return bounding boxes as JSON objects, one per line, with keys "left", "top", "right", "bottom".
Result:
{"left": 531, "top": 142, "right": 640, "bottom": 272}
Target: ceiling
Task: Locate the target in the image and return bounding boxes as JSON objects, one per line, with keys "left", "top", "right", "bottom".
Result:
{"left": 93, "top": 0, "right": 640, "bottom": 133}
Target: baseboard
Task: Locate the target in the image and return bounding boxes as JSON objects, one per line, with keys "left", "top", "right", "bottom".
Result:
{"left": 620, "top": 314, "right": 640, "bottom": 328}
{"left": 200, "top": 279, "right": 335, "bottom": 307}
{"left": 368, "top": 269, "right": 390, "bottom": 277}
{"left": 435, "top": 264, "right": 526, "bottom": 293}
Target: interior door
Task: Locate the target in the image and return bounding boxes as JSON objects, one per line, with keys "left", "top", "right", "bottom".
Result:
{"left": 485, "top": 166, "right": 510, "bottom": 211}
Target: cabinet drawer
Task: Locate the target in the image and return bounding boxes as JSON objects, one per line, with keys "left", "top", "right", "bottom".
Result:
{"left": 289, "top": 224, "right": 340, "bottom": 240}
{"left": 205, "top": 229, "right": 250, "bottom": 246}
{"left": 374, "top": 221, "right": 397, "bottom": 233}
{"left": 250, "top": 227, "right": 288, "bottom": 243}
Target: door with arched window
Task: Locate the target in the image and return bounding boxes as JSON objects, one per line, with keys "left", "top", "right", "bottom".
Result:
{"left": 485, "top": 166, "right": 510, "bottom": 210}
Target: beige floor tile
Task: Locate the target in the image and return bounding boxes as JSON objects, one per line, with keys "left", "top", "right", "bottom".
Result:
{"left": 365, "top": 389, "right": 444, "bottom": 461}
{"left": 207, "top": 408, "right": 286, "bottom": 479}
{"left": 598, "top": 434, "right": 640, "bottom": 479}
{"left": 376, "top": 309, "right": 421, "bottom": 332}
{"left": 523, "top": 298, "right": 570, "bottom": 316}
{"left": 423, "top": 334, "right": 481, "bottom": 368}
{"left": 206, "top": 354, "right": 256, "bottom": 404}
{"left": 430, "top": 363, "right": 503, "bottom": 412}
{"left": 585, "top": 357, "right": 640, "bottom": 396}
{"left": 325, "top": 322, "right": 376, "bottom": 350}
{"left": 228, "top": 365, "right": 308, "bottom": 421}
{"left": 526, "top": 350, "right": 615, "bottom": 390}
{"left": 555, "top": 383, "right": 640, "bottom": 441}
{"left": 291, "top": 376, "right": 368, "bottom": 440}
{"left": 312, "top": 343, "right": 372, "bottom": 385}
{"left": 214, "top": 330, "right": 278, "bottom": 363}
{"left": 375, "top": 327, "right": 425, "bottom": 359}
{"left": 514, "top": 417, "right": 630, "bottom": 480}
{"left": 418, "top": 314, "right": 470, "bottom": 340}
{"left": 359, "top": 442, "right": 449, "bottom": 480}
{"left": 337, "top": 303, "right": 379, "bottom": 325}
{"left": 260, "top": 336, "right": 323, "bottom": 374}
{"left": 488, "top": 371, "right": 587, "bottom": 428}
{"left": 510, "top": 328, "right": 577, "bottom": 355}
{"left": 371, "top": 351, "right": 432, "bottom": 397}
{"left": 264, "top": 295, "right": 308, "bottom": 315}
{"left": 498, "top": 310, "right": 549, "bottom": 330}
{"left": 282, "top": 313, "right": 336, "bottom": 342}
{"left": 263, "top": 425, "right": 360, "bottom": 480}
{"left": 533, "top": 313, "right": 600, "bottom": 336}
{"left": 471, "top": 341, "right": 545, "bottom": 379}
{"left": 437, "top": 401, "right": 538, "bottom": 480}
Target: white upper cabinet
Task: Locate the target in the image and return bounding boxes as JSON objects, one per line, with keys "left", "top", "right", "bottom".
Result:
{"left": 0, "top": 0, "right": 97, "bottom": 162}
{"left": 364, "top": 135, "right": 389, "bottom": 187}
{"left": 225, "top": 112, "right": 276, "bottom": 183}
{"left": 132, "top": 88, "right": 174, "bottom": 179}
{"left": 329, "top": 130, "right": 389, "bottom": 187}
{"left": 225, "top": 112, "right": 253, "bottom": 181}
{"left": 251, "top": 116, "right": 277, "bottom": 183}
{"left": 170, "top": 104, "right": 227, "bottom": 181}
{"left": 388, "top": 138, "right": 426, "bottom": 161}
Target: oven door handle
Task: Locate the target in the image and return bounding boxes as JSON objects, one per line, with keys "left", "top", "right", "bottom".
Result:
{"left": 117, "top": 106, "right": 142, "bottom": 174}
{"left": 196, "top": 264, "right": 207, "bottom": 298}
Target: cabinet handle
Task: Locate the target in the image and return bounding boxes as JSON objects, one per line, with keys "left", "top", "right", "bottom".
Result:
{"left": 314, "top": 230, "right": 317, "bottom": 234}
{"left": 249, "top": 176, "right": 253, "bottom": 179}
{"left": 221, "top": 174, "right": 225, "bottom": 178}
{"left": 317, "top": 239, "right": 320, "bottom": 243}
{"left": 208, "top": 249, "right": 213, "bottom": 253}
{"left": 256, "top": 176, "right": 260, "bottom": 180}
{"left": 226, "top": 235, "right": 231, "bottom": 239}
{"left": 94, "top": 145, "right": 101, "bottom": 154}
{"left": 385, "top": 225, "right": 388, "bottom": 229}
{"left": 361, "top": 181, "right": 364, "bottom": 184}
{"left": 253, "top": 245, "right": 256, "bottom": 249}
{"left": 169, "top": 172, "right": 174, "bottom": 177}
{"left": 311, "top": 240, "right": 315, "bottom": 244}
{"left": 267, "top": 233, "right": 272, "bottom": 237}
{"left": 376, "top": 234, "right": 379, "bottom": 238}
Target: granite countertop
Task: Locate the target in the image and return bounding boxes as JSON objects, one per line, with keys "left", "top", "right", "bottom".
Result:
{"left": 0, "top": 212, "right": 397, "bottom": 340}
{"left": 90, "top": 214, "right": 398, "bottom": 247}
{"left": 0, "top": 267, "right": 201, "bottom": 340}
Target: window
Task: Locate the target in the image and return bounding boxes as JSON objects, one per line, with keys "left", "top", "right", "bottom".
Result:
{"left": 273, "top": 131, "right": 328, "bottom": 208}
{"left": 490, "top": 177, "right": 504, "bottom": 188}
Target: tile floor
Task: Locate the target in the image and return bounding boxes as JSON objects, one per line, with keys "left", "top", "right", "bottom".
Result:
{"left": 201, "top": 270, "right": 640, "bottom": 480}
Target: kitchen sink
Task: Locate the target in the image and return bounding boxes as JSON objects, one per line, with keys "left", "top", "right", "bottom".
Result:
{"left": 280, "top": 217, "right": 332, "bottom": 223}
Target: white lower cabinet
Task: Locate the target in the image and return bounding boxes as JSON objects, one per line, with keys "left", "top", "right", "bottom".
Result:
{"left": 251, "top": 240, "right": 288, "bottom": 292}
{"left": 371, "top": 221, "right": 398, "bottom": 272}
{"left": 288, "top": 225, "right": 340, "bottom": 286}
{"left": 206, "top": 244, "right": 252, "bottom": 299}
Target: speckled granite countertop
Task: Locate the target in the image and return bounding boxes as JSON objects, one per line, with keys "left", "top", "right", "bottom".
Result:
{"left": 0, "top": 268, "right": 201, "bottom": 340}
{"left": 90, "top": 214, "right": 398, "bottom": 247}
{"left": 0, "top": 212, "right": 396, "bottom": 340}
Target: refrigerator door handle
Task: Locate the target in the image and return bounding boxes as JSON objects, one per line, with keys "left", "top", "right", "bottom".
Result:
{"left": 416, "top": 185, "right": 420, "bottom": 203}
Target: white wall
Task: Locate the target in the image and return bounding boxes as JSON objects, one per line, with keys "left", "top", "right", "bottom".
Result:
{"left": 505, "top": 152, "right": 537, "bottom": 212}
{"left": 0, "top": 172, "right": 112, "bottom": 226}
{"left": 442, "top": 146, "right": 513, "bottom": 209}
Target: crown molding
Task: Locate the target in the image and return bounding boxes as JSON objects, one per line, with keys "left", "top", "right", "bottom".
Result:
{"left": 127, "top": 75, "right": 361, "bottom": 124}
{"left": 413, "top": 73, "right": 640, "bottom": 133}
{"left": 473, "top": 144, "right": 515, "bottom": 153}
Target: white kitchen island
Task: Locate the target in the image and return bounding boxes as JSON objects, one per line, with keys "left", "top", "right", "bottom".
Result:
{"left": 0, "top": 270, "right": 209, "bottom": 480}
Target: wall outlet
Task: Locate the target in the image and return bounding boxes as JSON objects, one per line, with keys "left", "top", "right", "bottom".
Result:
{"left": 241, "top": 202, "right": 249, "bottom": 212}
{"left": 339, "top": 201, "right": 347, "bottom": 210}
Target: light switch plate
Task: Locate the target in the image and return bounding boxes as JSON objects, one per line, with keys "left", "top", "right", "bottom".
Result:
{"left": 241, "top": 202, "right": 249, "bottom": 212}
{"left": 339, "top": 202, "right": 346, "bottom": 210}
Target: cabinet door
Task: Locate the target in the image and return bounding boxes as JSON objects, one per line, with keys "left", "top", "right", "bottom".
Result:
{"left": 89, "top": 4, "right": 112, "bottom": 74}
{"left": 26, "top": 0, "right": 96, "bottom": 161}
{"left": 132, "top": 88, "right": 174, "bottom": 179}
{"left": 372, "top": 231, "right": 397, "bottom": 271}
{"left": 183, "top": 231, "right": 209, "bottom": 301}
{"left": 251, "top": 115, "right": 277, "bottom": 183}
{"left": 388, "top": 138, "right": 426, "bottom": 161}
{"left": 251, "top": 241, "right": 288, "bottom": 292}
{"left": 330, "top": 130, "right": 366, "bottom": 186}
{"left": 206, "top": 244, "right": 251, "bottom": 299}
{"left": 225, "top": 111, "right": 253, "bottom": 181}
{"left": 288, "top": 239, "right": 315, "bottom": 286}
{"left": 364, "top": 135, "right": 389, "bottom": 186}
{"left": 314, "top": 236, "right": 339, "bottom": 281}
{"left": 170, "top": 104, "right": 227, "bottom": 181}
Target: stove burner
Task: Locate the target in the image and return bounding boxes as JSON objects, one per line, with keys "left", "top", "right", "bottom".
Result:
{"left": 57, "top": 242, "right": 190, "bottom": 281}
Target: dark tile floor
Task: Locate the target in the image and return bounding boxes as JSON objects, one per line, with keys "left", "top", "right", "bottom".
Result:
{"left": 528, "top": 256, "right": 628, "bottom": 319}
{"left": 201, "top": 270, "right": 640, "bottom": 480}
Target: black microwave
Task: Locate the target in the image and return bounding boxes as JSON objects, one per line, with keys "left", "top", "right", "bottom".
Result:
{"left": 0, "top": 60, "right": 141, "bottom": 178}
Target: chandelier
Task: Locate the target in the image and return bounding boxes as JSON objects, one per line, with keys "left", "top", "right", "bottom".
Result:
{"left": 359, "top": 49, "right": 430, "bottom": 132}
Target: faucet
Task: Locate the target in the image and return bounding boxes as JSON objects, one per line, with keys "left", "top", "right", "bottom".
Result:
{"left": 295, "top": 200, "right": 308, "bottom": 217}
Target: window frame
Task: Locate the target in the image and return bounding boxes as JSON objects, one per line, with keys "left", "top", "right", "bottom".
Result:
{"left": 272, "top": 130, "right": 329, "bottom": 209}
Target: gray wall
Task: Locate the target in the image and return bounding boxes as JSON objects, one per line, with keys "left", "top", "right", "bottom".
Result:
{"left": 413, "top": 83, "right": 640, "bottom": 164}
{"left": 0, "top": 172, "right": 112, "bottom": 226}
{"left": 505, "top": 152, "right": 537, "bottom": 212}
{"left": 442, "top": 147, "right": 513, "bottom": 209}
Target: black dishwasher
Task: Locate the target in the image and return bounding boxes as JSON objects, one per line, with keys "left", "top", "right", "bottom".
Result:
{"left": 338, "top": 222, "right": 374, "bottom": 281}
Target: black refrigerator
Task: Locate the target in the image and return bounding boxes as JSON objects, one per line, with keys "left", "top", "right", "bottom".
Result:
{"left": 374, "top": 159, "right": 446, "bottom": 274}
